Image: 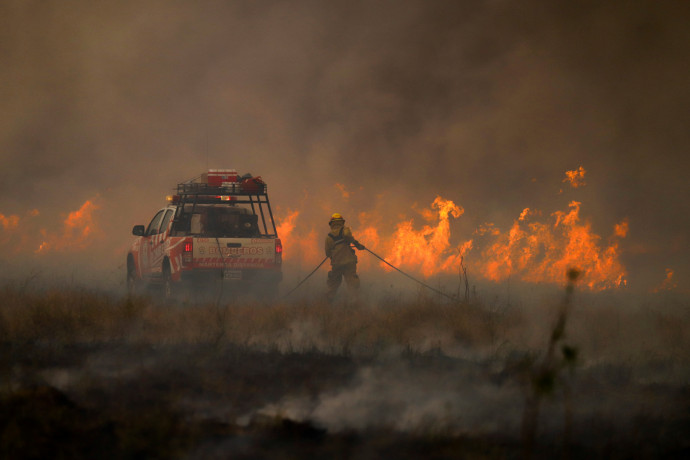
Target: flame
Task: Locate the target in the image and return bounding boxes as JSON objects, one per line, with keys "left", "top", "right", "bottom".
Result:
{"left": 276, "top": 209, "right": 299, "bottom": 241}
{"left": 277, "top": 192, "right": 629, "bottom": 290}
{"left": 1, "top": 213, "right": 20, "bottom": 230}
{"left": 563, "top": 166, "right": 586, "bottom": 188}
{"left": 614, "top": 219, "right": 629, "bottom": 238}
{"left": 276, "top": 210, "right": 321, "bottom": 265}
{"left": 478, "top": 201, "right": 627, "bottom": 290}
{"left": 1, "top": 210, "right": 42, "bottom": 252}
{"left": 276, "top": 209, "right": 300, "bottom": 260}
{"left": 272, "top": 167, "right": 633, "bottom": 290}
{"left": 652, "top": 268, "right": 677, "bottom": 292}
{"left": 36, "top": 199, "right": 101, "bottom": 254}
{"left": 297, "top": 228, "right": 321, "bottom": 265}
{"left": 384, "top": 196, "right": 471, "bottom": 277}
{"left": 1, "top": 199, "right": 105, "bottom": 256}
{"left": 0, "top": 213, "right": 21, "bottom": 249}
{"left": 335, "top": 183, "right": 350, "bottom": 199}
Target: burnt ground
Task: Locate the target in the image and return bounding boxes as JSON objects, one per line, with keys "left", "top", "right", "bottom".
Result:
{"left": 1, "top": 341, "right": 689, "bottom": 459}
{"left": 0, "top": 287, "right": 689, "bottom": 458}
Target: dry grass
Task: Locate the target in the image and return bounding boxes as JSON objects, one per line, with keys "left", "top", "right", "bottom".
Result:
{"left": 0, "top": 282, "right": 688, "bottom": 458}
{"left": 0, "top": 284, "right": 508, "bottom": 354}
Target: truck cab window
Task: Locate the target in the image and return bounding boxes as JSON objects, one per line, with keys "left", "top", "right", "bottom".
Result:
{"left": 146, "top": 210, "right": 165, "bottom": 236}
{"left": 190, "top": 213, "right": 205, "bottom": 235}
{"left": 159, "top": 210, "right": 174, "bottom": 235}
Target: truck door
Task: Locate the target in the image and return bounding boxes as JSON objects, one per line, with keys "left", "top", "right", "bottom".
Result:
{"left": 141, "top": 209, "right": 165, "bottom": 277}
{"left": 149, "top": 209, "right": 174, "bottom": 275}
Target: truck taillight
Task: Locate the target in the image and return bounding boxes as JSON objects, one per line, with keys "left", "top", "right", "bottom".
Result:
{"left": 275, "top": 239, "right": 282, "bottom": 265}
{"left": 182, "top": 240, "right": 193, "bottom": 264}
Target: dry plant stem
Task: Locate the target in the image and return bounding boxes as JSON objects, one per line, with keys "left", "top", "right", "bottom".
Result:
{"left": 460, "top": 255, "right": 470, "bottom": 303}
{"left": 521, "top": 269, "right": 579, "bottom": 459}
{"left": 563, "top": 382, "right": 573, "bottom": 460}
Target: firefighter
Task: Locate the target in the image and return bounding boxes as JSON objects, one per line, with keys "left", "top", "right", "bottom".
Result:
{"left": 325, "top": 213, "right": 365, "bottom": 303}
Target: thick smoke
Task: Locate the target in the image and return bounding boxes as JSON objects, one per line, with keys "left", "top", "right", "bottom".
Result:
{"left": 0, "top": 0, "right": 688, "bottom": 291}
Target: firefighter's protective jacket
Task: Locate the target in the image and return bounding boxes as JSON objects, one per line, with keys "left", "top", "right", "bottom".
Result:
{"left": 325, "top": 222, "right": 358, "bottom": 266}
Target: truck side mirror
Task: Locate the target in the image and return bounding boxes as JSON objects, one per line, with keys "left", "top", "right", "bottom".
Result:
{"left": 132, "top": 225, "right": 145, "bottom": 236}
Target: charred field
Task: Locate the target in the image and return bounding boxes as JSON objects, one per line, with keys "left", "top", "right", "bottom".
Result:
{"left": 0, "top": 282, "right": 688, "bottom": 459}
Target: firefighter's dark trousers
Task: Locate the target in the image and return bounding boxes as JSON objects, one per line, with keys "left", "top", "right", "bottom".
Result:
{"left": 326, "top": 262, "right": 360, "bottom": 303}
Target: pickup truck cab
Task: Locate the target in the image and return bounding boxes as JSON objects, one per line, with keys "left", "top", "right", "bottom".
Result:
{"left": 127, "top": 171, "right": 282, "bottom": 299}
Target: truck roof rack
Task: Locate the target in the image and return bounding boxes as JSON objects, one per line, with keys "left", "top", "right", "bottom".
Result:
{"left": 176, "top": 182, "right": 266, "bottom": 196}
{"left": 171, "top": 176, "right": 277, "bottom": 238}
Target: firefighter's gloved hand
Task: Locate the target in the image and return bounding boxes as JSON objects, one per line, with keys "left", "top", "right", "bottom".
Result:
{"left": 354, "top": 242, "right": 365, "bottom": 250}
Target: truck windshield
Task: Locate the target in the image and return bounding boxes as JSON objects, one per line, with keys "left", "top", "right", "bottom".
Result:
{"left": 171, "top": 205, "right": 261, "bottom": 238}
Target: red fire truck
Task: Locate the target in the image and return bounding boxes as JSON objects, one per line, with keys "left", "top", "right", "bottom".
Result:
{"left": 127, "top": 169, "right": 282, "bottom": 298}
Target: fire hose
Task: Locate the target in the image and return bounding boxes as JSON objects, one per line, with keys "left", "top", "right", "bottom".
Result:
{"left": 283, "top": 247, "right": 457, "bottom": 301}
{"left": 363, "top": 247, "right": 456, "bottom": 301}
{"left": 282, "top": 256, "right": 329, "bottom": 298}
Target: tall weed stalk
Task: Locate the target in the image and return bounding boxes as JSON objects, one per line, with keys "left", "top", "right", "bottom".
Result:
{"left": 521, "top": 269, "right": 580, "bottom": 459}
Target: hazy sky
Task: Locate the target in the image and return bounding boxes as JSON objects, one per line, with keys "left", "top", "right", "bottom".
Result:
{"left": 1, "top": 0, "right": 688, "bottom": 291}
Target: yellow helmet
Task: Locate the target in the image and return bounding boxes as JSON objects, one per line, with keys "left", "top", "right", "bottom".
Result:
{"left": 329, "top": 213, "right": 344, "bottom": 223}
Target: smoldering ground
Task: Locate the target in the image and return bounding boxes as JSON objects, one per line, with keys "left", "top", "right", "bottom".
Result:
{"left": 0, "top": 281, "right": 688, "bottom": 458}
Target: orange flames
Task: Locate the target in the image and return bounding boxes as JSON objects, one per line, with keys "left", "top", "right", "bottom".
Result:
{"left": 279, "top": 198, "right": 628, "bottom": 290}
{"left": 0, "top": 213, "right": 20, "bottom": 231}
{"left": 477, "top": 201, "right": 627, "bottom": 290}
{"left": 277, "top": 168, "right": 631, "bottom": 290}
{"left": 0, "top": 213, "right": 20, "bottom": 249}
{"left": 1, "top": 199, "right": 101, "bottom": 255}
{"left": 1, "top": 209, "right": 40, "bottom": 252}
{"left": 652, "top": 268, "right": 677, "bottom": 292}
{"left": 0, "top": 168, "right": 640, "bottom": 292}
{"left": 384, "top": 197, "right": 471, "bottom": 277}
{"left": 276, "top": 210, "right": 321, "bottom": 266}
{"left": 335, "top": 183, "right": 351, "bottom": 200}
{"left": 277, "top": 197, "right": 473, "bottom": 276}
{"left": 36, "top": 199, "right": 102, "bottom": 253}
{"left": 563, "top": 166, "right": 587, "bottom": 188}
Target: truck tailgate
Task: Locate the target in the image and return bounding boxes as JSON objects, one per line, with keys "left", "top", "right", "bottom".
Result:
{"left": 192, "top": 237, "right": 277, "bottom": 269}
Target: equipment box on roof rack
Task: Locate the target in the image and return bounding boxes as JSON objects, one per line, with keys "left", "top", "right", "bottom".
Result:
{"left": 202, "top": 169, "right": 238, "bottom": 186}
